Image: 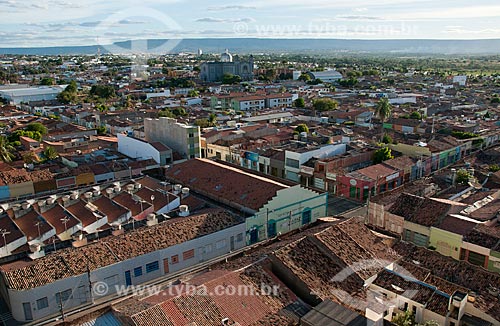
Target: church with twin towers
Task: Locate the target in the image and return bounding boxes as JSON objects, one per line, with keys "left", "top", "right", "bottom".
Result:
{"left": 200, "top": 49, "right": 254, "bottom": 82}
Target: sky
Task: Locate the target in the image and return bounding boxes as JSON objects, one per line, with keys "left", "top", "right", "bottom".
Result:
{"left": 0, "top": 0, "right": 499, "bottom": 47}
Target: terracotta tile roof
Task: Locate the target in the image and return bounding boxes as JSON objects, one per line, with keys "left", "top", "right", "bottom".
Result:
{"left": 29, "top": 169, "right": 53, "bottom": 182}
{"left": 356, "top": 164, "right": 398, "bottom": 181}
{"left": 382, "top": 156, "right": 416, "bottom": 171}
{"left": 0, "top": 169, "right": 31, "bottom": 184}
{"left": 463, "top": 224, "right": 500, "bottom": 250}
{"left": 37, "top": 203, "right": 80, "bottom": 234}
{"left": 1, "top": 209, "right": 241, "bottom": 291}
{"left": 64, "top": 200, "right": 105, "bottom": 227}
{"left": 389, "top": 193, "right": 453, "bottom": 227}
{"left": 373, "top": 269, "right": 435, "bottom": 305}
{"left": 91, "top": 196, "right": 129, "bottom": 224}
{"left": 436, "top": 216, "right": 476, "bottom": 236}
{"left": 112, "top": 192, "right": 151, "bottom": 217}
{"left": 0, "top": 215, "right": 25, "bottom": 245}
{"left": 166, "top": 159, "right": 288, "bottom": 211}
{"left": 392, "top": 241, "right": 500, "bottom": 318}
{"left": 10, "top": 209, "right": 52, "bottom": 242}
{"left": 103, "top": 209, "right": 241, "bottom": 261}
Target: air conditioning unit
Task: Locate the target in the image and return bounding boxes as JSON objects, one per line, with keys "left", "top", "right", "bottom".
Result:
{"left": 179, "top": 205, "right": 189, "bottom": 217}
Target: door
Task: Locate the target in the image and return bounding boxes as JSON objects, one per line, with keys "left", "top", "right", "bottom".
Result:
{"left": 267, "top": 221, "right": 277, "bottom": 238}
{"left": 230, "top": 236, "right": 235, "bottom": 251}
{"left": 78, "top": 285, "right": 88, "bottom": 304}
{"left": 23, "top": 302, "right": 33, "bottom": 321}
{"left": 125, "top": 270, "right": 132, "bottom": 286}
{"left": 302, "top": 209, "right": 312, "bottom": 226}
{"left": 163, "top": 258, "right": 169, "bottom": 274}
{"left": 249, "top": 228, "right": 258, "bottom": 244}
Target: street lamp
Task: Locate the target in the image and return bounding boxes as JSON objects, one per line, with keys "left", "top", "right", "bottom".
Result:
{"left": 151, "top": 195, "right": 155, "bottom": 210}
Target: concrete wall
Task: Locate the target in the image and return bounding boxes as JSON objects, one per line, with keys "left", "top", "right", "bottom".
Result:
{"left": 144, "top": 118, "right": 200, "bottom": 159}
{"left": 429, "top": 227, "right": 462, "bottom": 260}
{"left": 8, "top": 182, "right": 34, "bottom": 198}
{"left": 246, "top": 186, "right": 327, "bottom": 244}
{"left": 118, "top": 134, "right": 171, "bottom": 166}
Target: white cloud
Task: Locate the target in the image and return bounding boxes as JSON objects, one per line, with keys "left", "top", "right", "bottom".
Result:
{"left": 195, "top": 17, "right": 255, "bottom": 23}
{"left": 207, "top": 5, "right": 256, "bottom": 11}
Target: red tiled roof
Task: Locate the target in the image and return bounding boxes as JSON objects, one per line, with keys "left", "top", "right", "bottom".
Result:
{"left": 38, "top": 203, "right": 79, "bottom": 234}
{"left": 357, "top": 164, "right": 398, "bottom": 181}
{"left": 166, "top": 159, "right": 288, "bottom": 211}
{"left": 91, "top": 196, "right": 129, "bottom": 224}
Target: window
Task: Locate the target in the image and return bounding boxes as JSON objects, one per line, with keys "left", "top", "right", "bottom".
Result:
{"left": 36, "top": 297, "right": 48, "bottom": 310}
{"left": 236, "top": 233, "right": 244, "bottom": 242}
{"left": 403, "top": 302, "right": 408, "bottom": 311}
{"left": 146, "top": 261, "right": 159, "bottom": 273}
{"left": 134, "top": 267, "right": 143, "bottom": 277}
{"left": 205, "top": 244, "right": 213, "bottom": 253}
{"left": 412, "top": 306, "right": 417, "bottom": 315}
{"left": 171, "top": 255, "right": 179, "bottom": 264}
{"left": 285, "top": 158, "right": 299, "bottom": 169}
{"left": 55, "top": 289, "right": 72, "bottom": 304}
{"left": 188, "top": 133, "right": 194, "bottom": 138}
{"left": 183, "top": 249, "right": 195, "bottom": 260}
{"left": 468, "top": 251, "right": 486, "bottom": 266}
{"left": 216, "top": 239, "right": 226, "bottom": 250}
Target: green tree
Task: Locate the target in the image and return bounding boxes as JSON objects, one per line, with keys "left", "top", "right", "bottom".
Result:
{"left": 208, "top": 113, "right": 217, "bottom": 126}
{"left": 294, "top": 97, "right": 305, "bottom": 108}
{"left": 26, "top": 122, "right": 48, "bottom": 135}
{"left": 187, "top": 90, "right": 199, "bottom": 97}
{"left": 373, "top": 147, "right": 394, "bottom": 164}
{"left": 489, "top": 164, "right": 500, "bottom": 172}
{"left": 90, "top": 84, "right": 115, "bottom": 99}
{"left": 221, "top": 73, "right": 241, "bottom": 85}
{"left": 338, "top": 78, "right": 359, "bottom": 88}
{"left": 375, "top": 97, "right": 393, "bottom": 141}
{"left": 313, "top": 98, "right": 338, "bottom": 112}
{"left": 456, "top": 169, "right": 471, "bottom": 185}
{"left": 194, "top": 118, "right": 211, "bottom": 128}
{"left": 40, "top": 77, "right": 55, "bottom": 86}
{"left": 295, "top": 124, "right": 309, "bottom": 134}
{"left": 57, "top": 80, "right": 78, "bottom": 104}
{"left": 0, "top": 136, "right": 14, "bottom": 163}
{"left": 298, "top": 73, "right": 311, "bottom": 82}
{"left": 391, "top": 311, "right": 415, "bottom": 326}
{"left": 410, "top": 111, "right": 422, "bottom": 120}
{"left": 96, "top": 126, "right": 107, "bottom": 135}
{"left": 382, "top": 133, "right": 393, "bottom": 144}
{"left": 43, "top": 146, "right": 59, "bottom": 161}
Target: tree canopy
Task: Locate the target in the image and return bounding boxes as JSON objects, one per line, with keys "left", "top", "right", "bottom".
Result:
{"left": 373, "top": 147, "right": 394, "bottom": 164}
{"left": 295, "top": 124, "right": 309, "bottom": 134}
{"left": 312, "top": 98, "right": 338, "bottom": 112}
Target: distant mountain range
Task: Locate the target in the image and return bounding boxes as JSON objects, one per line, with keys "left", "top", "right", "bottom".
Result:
{"left": 1, "top": 38, "right": 500, "bottom": 55}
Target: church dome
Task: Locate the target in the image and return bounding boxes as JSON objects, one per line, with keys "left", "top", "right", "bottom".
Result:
{"left": 221, "top": 49, "right": 233, "bottom": 62}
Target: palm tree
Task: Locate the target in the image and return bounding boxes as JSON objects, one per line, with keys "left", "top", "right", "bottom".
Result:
{"left": 0, "top": 136, "right": 14, "bottom": 163}
{"left": 374, "top": 97, "right": 392, "bottom": 141}
{"left": 208, "top": 113, "right": 217, "bottom": 127}
{"left": 43, "top": 146, "right": 59, "bottom": 161}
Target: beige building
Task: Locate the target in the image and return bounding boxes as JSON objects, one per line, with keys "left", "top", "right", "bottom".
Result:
{"left": 144, "top": 117, "right": 201, "bottom": 160}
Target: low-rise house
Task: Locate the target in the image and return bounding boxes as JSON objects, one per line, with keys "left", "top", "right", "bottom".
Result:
{"left": 166, "top": 158, "right": 328, "bottom": 244}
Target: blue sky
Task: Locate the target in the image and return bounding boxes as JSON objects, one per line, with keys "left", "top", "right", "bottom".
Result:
{"left": 0, "top": 0, "right": 499, "bottom": 47}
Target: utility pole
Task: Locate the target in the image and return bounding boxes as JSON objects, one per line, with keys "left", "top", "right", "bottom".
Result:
{"left": 58, "top": 292, "right": 65, "bottom": 321}
{"left": 87, "top": 262, "right": 94, "bottom": 304}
